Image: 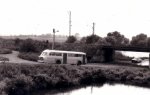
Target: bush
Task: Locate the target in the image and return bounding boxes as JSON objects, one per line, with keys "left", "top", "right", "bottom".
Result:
{"left": 32, "top": 74, "right": 52, "bottom": 89}
{"left": 0, "top": 49, "right": 12, "bottom": 54}
{"left": 0, "top": 57, "right": 9, "bottom": 61}
{"left": 6, "top": 75, "right": 33, "bottom": 95}
{"left": 18, "top": 52, "right": 39, "bottom": 62}
{"left": 0, "top": 62, "right": 149, "bottom": 95}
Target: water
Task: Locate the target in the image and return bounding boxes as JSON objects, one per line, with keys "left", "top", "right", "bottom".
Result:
{"left": 138, "top": 59, "right": 149, "bottom": 66}
{"left": 121, "top": 51, "right": 149, "bottom": 58}
{"left": 34, "top": 84, "right": 150, "bottom": 95}
{"left": 121, "top": 51, "right": 149, "bottom": 66}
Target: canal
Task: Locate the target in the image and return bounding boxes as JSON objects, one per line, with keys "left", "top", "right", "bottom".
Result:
{"left": 34, "top": 83, "right": 150, "bottom": 95}
{"left": 33, "top": 51, "right": 150, "bottom": 95}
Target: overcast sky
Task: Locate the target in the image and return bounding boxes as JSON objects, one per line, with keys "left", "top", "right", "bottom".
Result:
{"left": 0, "top": 0, "right": 150, "bottom": 39}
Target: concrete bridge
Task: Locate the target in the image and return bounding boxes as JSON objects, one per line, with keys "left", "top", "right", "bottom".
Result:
{"left": 101, "top": 45, "right": 150, "bottom": 63}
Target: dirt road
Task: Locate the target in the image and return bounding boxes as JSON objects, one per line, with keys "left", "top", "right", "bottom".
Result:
{"left": 0, "top": 51, "right": 38, "bottom": 64}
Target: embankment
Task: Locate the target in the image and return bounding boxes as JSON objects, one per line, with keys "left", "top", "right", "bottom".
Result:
{"left": 0, "top": 63, "right": 150, "bottom": 95}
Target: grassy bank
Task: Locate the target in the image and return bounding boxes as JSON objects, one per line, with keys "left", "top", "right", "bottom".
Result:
{"left": 0, "top": 63, "right": 150, "bottom": 95}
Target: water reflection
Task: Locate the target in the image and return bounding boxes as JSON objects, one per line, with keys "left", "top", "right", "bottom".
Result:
{"left": 121, "top": 51, "right": 149, "bottom": 66}
{"left": 138, "top": 59, "right": 149, "bottom": 66}
{"left": 34, "top": 84, "right": 150, "bottom": 95}
{"left": 121, "top": 51, "right": 149, "bottom": 58}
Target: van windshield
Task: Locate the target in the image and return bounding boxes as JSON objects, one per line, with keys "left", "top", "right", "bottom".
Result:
{"left": 42, "top": 52, "right": 48, "bottom": 56}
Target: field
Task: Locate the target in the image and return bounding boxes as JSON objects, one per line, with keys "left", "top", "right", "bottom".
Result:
{"left": 0, "top": 35, "right": 68, "bottom": 43}
{"left": 0, "top": 63, "right": 150, "bottom": 95}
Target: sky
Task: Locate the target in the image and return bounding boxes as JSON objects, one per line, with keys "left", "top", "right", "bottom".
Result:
{"left": 0, "top": 0, "right": 150, "bottom": 39}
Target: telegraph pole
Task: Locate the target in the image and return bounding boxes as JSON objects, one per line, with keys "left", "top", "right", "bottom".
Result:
{"left": 52, "top": 28, "right": 58, "bottom": 50}
{"left": 69, "top": 11, "right": 72, "bottom": 36}
{"left": 92, "top": 22, "right": 95, "bottom": 35}
{"left": 52, "top": 28, "right": 55, "bottom": 50}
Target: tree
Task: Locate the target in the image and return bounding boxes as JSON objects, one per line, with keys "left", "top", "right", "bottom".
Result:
{"left": 14, "top": 38, "right": 23, "bottom": 50}
{"left": 19, "top": 39, "right": 37, "bottom": 52}
{"left": 80, "top": 37, "right": 86, "bottom": 44}
{"left": 104, "top": 36, "right": 116, "bottom": 46}
{"left": 42, "top": 40, "right": 49, "bottom": 49}
{"left": 65, "top": 36, "right": 77, "bottom": 43}
{"left": 75, "top": 33, "right": 80, "bottom": 39}
{"left": 147, "top": 37, "right": 150, "bottom": 48}
{"left": 123, "top": 38, "right": 130, "bottom": 46}
{"left": 130, "top": 33, "right": 147, "bottom": 47}
{"left": 85, "top": 35, "right": 100, "bottom": 44}
{"left": 96, "top": 37, "right": 108, "bottom": 45}
{"left": 105, "top": 31, "right": 129, "bottom": 46}
{"left": 14, "top": 38, "right": 21, "bottom": 45}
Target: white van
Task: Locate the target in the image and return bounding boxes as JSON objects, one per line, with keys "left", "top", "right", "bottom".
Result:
{"left": 38, "top": 49, "right": 87, "bottom": 65}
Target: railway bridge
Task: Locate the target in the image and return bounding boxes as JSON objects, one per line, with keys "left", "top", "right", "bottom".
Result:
{"left": 101, "top": 45, "right": 150, "bottom": 63}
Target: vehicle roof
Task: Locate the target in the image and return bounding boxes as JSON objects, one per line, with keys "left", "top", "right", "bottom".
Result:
{"left": 42, "top": 49, "right": 86, "bottom": 55}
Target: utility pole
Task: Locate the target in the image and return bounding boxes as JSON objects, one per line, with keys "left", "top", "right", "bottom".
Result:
{"left": 52, "top": 28, "right": 59, "bottom": 50}
{"left": 92, "top": 22, "right": 95, "bottom": 35}
{"left": 69, "top": 11, "right": 72, "bottom": 36}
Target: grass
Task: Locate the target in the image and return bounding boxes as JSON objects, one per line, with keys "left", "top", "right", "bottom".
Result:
{"left": 0, "top": 63, "right": 150, "bottom": 95}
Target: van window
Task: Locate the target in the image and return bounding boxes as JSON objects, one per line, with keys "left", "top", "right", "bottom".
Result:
{"left": 55, "top": 53, "right": 62, "bottom": 56}
{"left": 68, "top": 54, "right": 83, "bottom": 57}
{"left": 68, "top": 54, "right": 75, "bottom": 57}
{"left": 75, "top": 54, "right": 82, "bottom": 57}
{"left": 49, "top": 52, "right": 62, "bottom": 56}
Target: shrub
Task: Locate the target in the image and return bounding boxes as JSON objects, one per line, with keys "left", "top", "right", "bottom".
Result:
{"left": 32, "top": 74, "right": 52, "bottom": 89}
{"left": 18, "top": 52, "right": 39, "bottom": 62}
{"left": 0, "top": 49, "right": 12, "bottom": 54}
{"left": 0, "top": 62, "right": 149, "bottom": 95}
{"left": 0, "top": 57, "right": 9, "bottom": 64}
{"left": 6, "top": 74, "right": 33, "bottom": 95}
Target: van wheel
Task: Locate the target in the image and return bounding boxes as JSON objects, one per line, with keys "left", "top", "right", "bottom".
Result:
{"left": 77, "top": 61, "right": 82, "bottom": 65}
{"left": 56, "top": 60, "right": 61, "bottom": 64}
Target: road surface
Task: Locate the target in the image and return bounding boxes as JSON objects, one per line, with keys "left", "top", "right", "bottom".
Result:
{"left": 0, "top": 51, "right": 38, "bottom": 64}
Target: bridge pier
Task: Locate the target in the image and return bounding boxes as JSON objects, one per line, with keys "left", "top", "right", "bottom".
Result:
{"left": 149, "top": 54, "right": 150, "bottom": 68}
{"left": 103, "top": 48, "right": 115, "bottom": 63}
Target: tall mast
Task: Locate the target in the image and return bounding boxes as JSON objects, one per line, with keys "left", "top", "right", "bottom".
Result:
{"left": 69, "top": 11, "right": 72, "bottom": 36}
{"left": 92, "top": 22, "right": 95, "bottom": 35}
